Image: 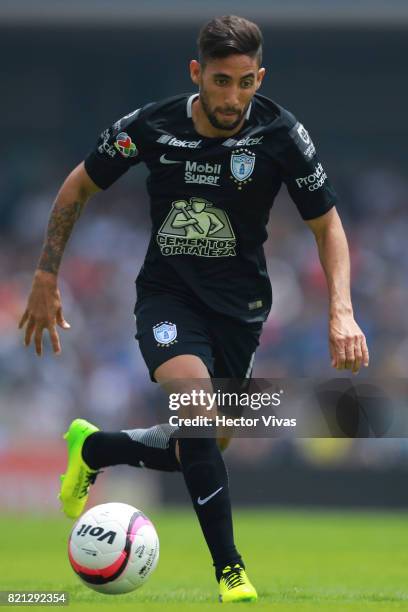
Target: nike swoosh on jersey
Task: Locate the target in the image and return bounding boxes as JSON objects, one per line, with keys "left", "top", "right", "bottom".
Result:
{"left": 160, "top": 154, "right": 183, "bottom": 164}
{"left": 197, "top": 486, "right": 223, "bottom": 505}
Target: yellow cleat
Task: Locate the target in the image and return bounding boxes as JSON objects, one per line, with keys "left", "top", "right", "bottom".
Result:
{"left": 59, "top": 418, "right": 101, "bottom": 520}
{"left": 218, "top": 563, "right": 258, "bottom": 603}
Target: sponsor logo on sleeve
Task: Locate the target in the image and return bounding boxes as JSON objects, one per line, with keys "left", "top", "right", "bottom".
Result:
{"left": 98, "top": 128, "right": 117, "bottom": 158}
{"left": 295, "top": 162, "right": 327, "bottom": 191}
{"left": 114, "top": 132, "right": 138, "bottom": 158}
{"left": 289, "top": 122, "right": 316, "bottom": 160}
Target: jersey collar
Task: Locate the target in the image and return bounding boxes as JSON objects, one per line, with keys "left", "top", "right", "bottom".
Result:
{"left": 186, "top": 93, "right": 252, "bottom": 120}
{"left": 186, "top": 93, "right": 198, "bottom": 117}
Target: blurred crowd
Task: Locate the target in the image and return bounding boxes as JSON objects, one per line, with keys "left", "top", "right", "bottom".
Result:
{"left": 1, "top": 163, "right": 408, "bottom": 468}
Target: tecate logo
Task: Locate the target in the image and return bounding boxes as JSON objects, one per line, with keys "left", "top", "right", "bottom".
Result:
{"left": 295, "top": 162, "right": 327, "bottom": 191}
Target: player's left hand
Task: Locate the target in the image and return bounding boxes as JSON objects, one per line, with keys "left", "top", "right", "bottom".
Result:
{"left": 329, "top": 314, "right": 369, "bottom": 374}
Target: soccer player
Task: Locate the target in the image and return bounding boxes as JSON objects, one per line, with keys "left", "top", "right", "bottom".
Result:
{"left": 18, "top": 15, "right": 369, "bottom": 603}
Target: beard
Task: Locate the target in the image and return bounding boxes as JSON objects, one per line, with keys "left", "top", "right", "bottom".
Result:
{"left": 199, "top": 88, "right": 249, "bottom": 131}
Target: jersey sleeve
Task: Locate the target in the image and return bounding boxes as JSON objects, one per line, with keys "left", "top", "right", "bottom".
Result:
{"left": 279, "top": 120, "right": 338, "bottom": 220}
{"left": 84, "top": 107, "right": 146, "bottom": 190}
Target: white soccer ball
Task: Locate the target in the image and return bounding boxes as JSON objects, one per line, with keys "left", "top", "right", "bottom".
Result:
{"left": 68, "top": 502, "right": 159, "bottom": 594}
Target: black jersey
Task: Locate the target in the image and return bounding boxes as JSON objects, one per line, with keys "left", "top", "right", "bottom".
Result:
{"left": 84, "top": 93, "right": 337, "bottom": 323}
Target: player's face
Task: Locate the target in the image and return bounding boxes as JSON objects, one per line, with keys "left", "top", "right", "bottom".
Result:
{"left": 190, "top": 55, "right": 265, "bottom": 131}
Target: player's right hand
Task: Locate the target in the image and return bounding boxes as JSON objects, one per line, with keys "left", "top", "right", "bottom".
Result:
{"left": 18, "top": 270, "right": 71, "bottom": 356}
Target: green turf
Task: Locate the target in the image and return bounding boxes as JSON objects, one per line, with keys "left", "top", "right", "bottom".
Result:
{"left": 1, "top": 508, "right": 408, "bottom": 610}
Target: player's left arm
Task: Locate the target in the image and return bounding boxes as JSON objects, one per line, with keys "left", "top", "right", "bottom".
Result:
{"left": 305, "top": 206, "right": 369, "bottom": 374}
{"left": 278, "top": 116, "right": 369, "bottom": 373}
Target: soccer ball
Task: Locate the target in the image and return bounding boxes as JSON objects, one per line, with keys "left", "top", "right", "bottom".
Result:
{"left": 68, "top": 502, "right": 159, "bottom": 594}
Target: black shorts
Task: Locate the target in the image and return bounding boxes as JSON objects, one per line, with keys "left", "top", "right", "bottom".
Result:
{"left": 134, "top": 293, "right": 262, "bottom": 382}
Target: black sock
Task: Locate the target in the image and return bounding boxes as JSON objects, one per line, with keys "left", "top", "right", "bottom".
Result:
{"left": 177, "top": 435, "right": 243, "bottom": 580}
{"left": 82, "top": 424, "right": 180, "bottom": 472}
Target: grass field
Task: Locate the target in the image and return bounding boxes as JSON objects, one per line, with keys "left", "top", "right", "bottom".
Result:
{"left": 2, "top": 508, "right": 408, "bottom": 610}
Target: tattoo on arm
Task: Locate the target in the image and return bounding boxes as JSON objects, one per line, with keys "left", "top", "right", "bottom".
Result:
{"left": 37, "top": 200, "right": 84, "bottom": 275}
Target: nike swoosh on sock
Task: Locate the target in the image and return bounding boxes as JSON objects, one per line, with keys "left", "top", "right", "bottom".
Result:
{"left": 197, "top": 486, "right": 223, "bottom": 505}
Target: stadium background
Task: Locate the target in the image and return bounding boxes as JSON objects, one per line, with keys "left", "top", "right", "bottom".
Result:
{"left": 1, "top": 1, "right": 408, "bottom": 517}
